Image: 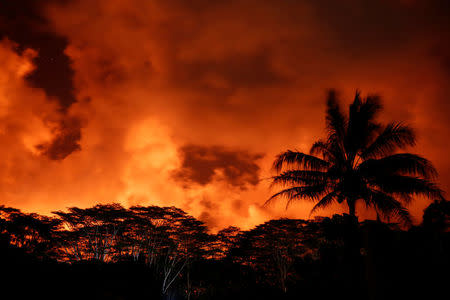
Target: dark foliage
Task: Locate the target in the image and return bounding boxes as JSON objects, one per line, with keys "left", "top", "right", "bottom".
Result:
{"left": 0, "top": 200, "right": 449, "bottom": 300}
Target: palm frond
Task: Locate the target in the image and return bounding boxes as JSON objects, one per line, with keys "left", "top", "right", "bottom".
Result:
{"left": 310, "top": 190, "right": 339, "bottom": 215}
{"left": 325, "top": 90, "right": 347, "bottom": 141}
{"left": 310, "top": 139, "right": 346, "bottom": 164}
{"left": 358, "top": 153, "right": 438, "bottom": 179}
{"left": 271, "top": 170, "right": 327, "bottom": 188}
{"left": 368, "top": 175, "right": 444, "bottom": 202}
{"left": 359, "top": 95, "right": 383, "bottom": 123}
{"left": 361, "top": 122, "right": 415, "bottom": 159}
{"left": 310, "top": 140, "right": 332, "bottom": 158}
{"left": 266, "top": 184, "right": 328, "bottom": 208}
{"left": 272, "top": 150, "right": 329, "bottom": 172}
{"left": 346, "top": 92, "right": 383, "bottom": 156}
{"left": 367, "top": 189, "right": 413, "bottom": 226}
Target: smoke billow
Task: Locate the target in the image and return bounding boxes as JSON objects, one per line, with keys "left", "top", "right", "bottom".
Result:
{"left": 0, "top": 0, "right": 448, "bottom": 229}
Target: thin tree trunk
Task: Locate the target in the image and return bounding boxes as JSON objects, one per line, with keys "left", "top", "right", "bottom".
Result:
{"left": 348, "top": 199, "right": 356, "bottom": 216}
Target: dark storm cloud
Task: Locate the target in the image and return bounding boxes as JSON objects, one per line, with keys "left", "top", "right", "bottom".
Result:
{"left": 0, "top": 0, "right": 76, "bottom": 108}
{"left": 0, "top": 0, "right": 82, "bottom": 160}
{"left": 36, "top": 117, "right": 82, "bottom": 160}
{"left": 306, "top": 0, "right": 450, "bottom": 77}
{"left": 170, "top": 50, "right": 289, "bottom": 90}
{"left": 310, "top": 0, "right": 450, "bottom": 47}
{"left": 173, "top": 145, "right": 264, "bottom": 189}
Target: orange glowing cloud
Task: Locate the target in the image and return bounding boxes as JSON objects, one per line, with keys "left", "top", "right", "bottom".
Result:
{"left": 0, "top": 0, "right": 448, "bottom": 230}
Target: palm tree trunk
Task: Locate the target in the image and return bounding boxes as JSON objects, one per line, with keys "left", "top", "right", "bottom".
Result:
{"left": 348, "top": 199, "right": 356, "bottom": 216}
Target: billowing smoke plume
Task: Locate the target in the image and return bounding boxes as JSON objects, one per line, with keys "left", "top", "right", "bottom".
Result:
{"left": 0, "top": 0, "right": 449, "bottom": 229}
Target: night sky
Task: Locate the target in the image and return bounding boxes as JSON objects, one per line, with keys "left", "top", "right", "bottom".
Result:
{"left": 1, "top": 0, "right": 449, "bottom": 230}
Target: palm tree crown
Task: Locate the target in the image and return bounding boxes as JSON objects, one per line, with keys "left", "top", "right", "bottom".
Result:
{"left": 269, "top": 91, "right": 443, "bottom": 226}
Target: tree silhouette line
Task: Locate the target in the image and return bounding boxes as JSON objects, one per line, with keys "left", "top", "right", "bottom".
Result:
{"left": 0, "top": 91, "right": 448, "bottom": 300}
{"left": 1, "top": 201, "right": 448, "bottom": 300}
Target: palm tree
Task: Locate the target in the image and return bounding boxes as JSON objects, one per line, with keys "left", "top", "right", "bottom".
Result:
{"left": 269, "top": 90, "right": 443, "bottom": 226}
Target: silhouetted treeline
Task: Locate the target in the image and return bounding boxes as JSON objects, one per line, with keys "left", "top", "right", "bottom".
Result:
{"left": 0, "top": 201, "right": 449, "bottom": 300}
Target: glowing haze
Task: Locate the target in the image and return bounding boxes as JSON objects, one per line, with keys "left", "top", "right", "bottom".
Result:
{"left": 0, "top": 0, "right": 449, "bottom": 230}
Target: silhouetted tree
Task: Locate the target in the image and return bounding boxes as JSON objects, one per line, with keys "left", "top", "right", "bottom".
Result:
{"left": 123, "top": 206, "right": 185, "bottom": 266}
{"left": 53, "top": 203, "right": 128, "bottom": 262}
{"left": 121, "top": 205, "right": 209, "bottom": 298}
{"left": 419, "top": 199, "right": 450, "bottom": 275}
{"left": 422, "top": 199, "right": 450, "bottom": 232}
{"left": 209, "top": 226, "right": 241, "bottom": 260}
{"left": 269, "top": 91, "right": 443, "bottom": 226}
{"left": 233, "top": 219, "right": 319, "bottom": 292}
{"left": 0, "top": 206, "right": 61, "bottom": 259}
{"left": 0, "top": 200, "right": 448, "bottom": 300}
